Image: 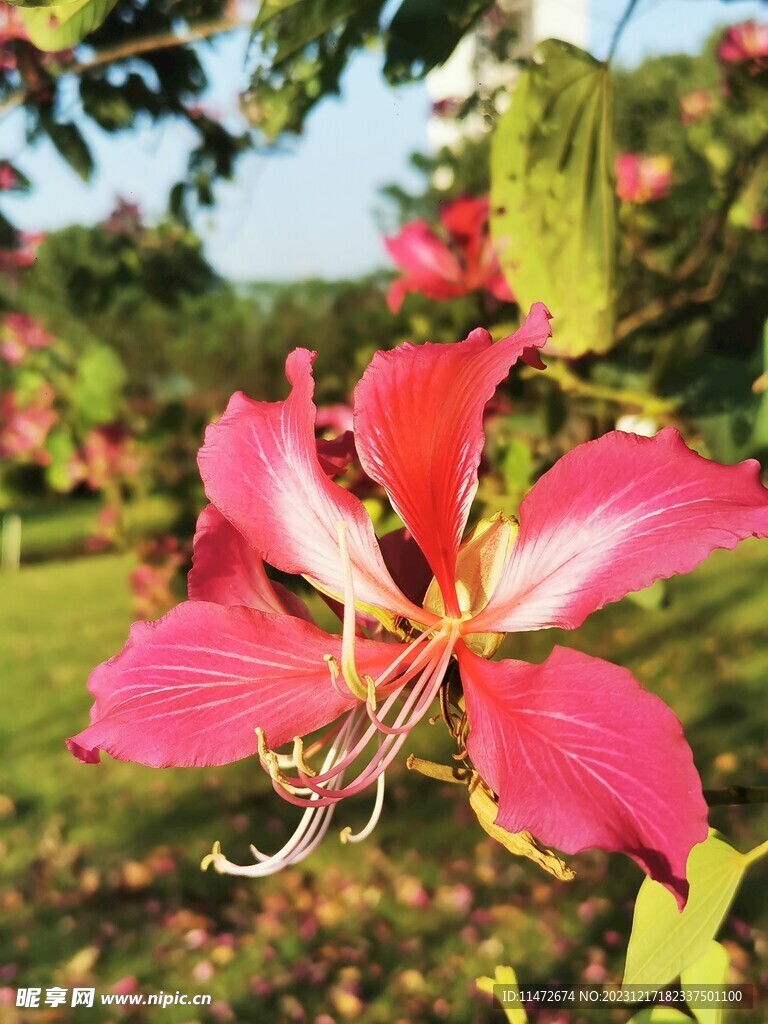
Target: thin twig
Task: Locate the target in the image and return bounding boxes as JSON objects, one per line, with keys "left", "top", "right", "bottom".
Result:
{"left": 69, "top": 16, "right": 243, "bottom": 74}
{"left": 704, "top": 786, "right": 768, "bottom": 807}
{"left": 607, "top": 0, "right": 642, "bottom": 63}
{"left": 0, "top": 16, "right": 246, "bottom": 125}
{"left": 615, "top": 233, "right": 738, "bottom": 341}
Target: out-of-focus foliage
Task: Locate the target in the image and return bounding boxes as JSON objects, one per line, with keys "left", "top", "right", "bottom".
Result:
{"left": 240, "top": 0, "right": 495, "bottom": 139}
{"left": 15, "top": 0, "right": 119, "bottom": 50}
{"left": 490, "top": 40, "right": 616, "bottom": 358}
{"left": 385, "top": 26, "right": 768, "bottom": 469}
{"left": 384, "top": 0, "right": 492, "bottom": 84}
{"left": 0, "top": 0, "right": 251, "bottom": 220}
{"left": 0, "top": 0, "right": 498, "bottom": 222}
{"left": 240, "top": 0, "right": 388, "bottom": 140}
{"left": 19, "top": 219, "right": 407, "bottom": 400}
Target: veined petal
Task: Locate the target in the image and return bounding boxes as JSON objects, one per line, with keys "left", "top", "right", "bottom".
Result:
{"left": 353, "top": 304, "right": 552, "bottom": 615}
{"left": 198, "top": 349, "right": 428, "bottom": 624}
{"left": 66, "top": 601, "right": 401, "bottom": 768}
{"left": 471, "top": 428, "right": 768, "bottom": 634}
{"left": 188, "top": 504, "right": 310, "bottom": 621}
{"left": 458, "top": 644, "right": 708, "bottom": 905}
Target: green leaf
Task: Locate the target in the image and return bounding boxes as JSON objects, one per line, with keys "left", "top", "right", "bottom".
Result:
{"left": 623, "top": 833, "right": 747, "bottom": 988}
{"left": 681, "top": 941, "right": 729, "bottom": 1024}
{"left": 476, "top": 966, "right": 528, "bottom": 1024}
{"left": 244, "top": 0, "right": 385, "bottom": 138}
{"left": 384, "top": 0, "right": 492, "bottom": 84}
{"left": 70, "top": 344, "right": 126, "bottom": 428}
{"left": 502, "top": 438, "right": 534, "bottom": 503}
{"left": 625, "top": 579, "right": 667, "bottom": 611}
{"left": 44, "top": 428, "right": 77, "bottom": 494}
{"left": 490, "top": 40, "right": 617, "bottom": 358}
{"left": 43, "top": 121, "right": 94, "bottom": 180}
{"left": 3, "top": 0, "right": 82, "bottom": 8}
{"left": 18, "top": 0, "right": 118, "bottom": 50}
{"left": 627, "top": 1009, "right": 690, "bottom": 1024}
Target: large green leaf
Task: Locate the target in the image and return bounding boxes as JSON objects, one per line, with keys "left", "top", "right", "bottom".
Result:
{"left": 18, "top": 0, "right": 118, "bottom": 50}
{"left": 490, "top": 40, "right": 617, "bottom": 358}
{"left": 623, "top": 833, "right": 746, "bottom": 988}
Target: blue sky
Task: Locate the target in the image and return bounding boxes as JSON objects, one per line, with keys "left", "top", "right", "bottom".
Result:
{"left": 0, "top": 0, "right": 765, "bottom": 281}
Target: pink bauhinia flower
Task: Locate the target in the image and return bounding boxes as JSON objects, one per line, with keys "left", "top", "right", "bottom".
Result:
{"left": 717, "top": 21, "right": 768, "bottom": 73}
{"left": 0, "top": 163, "right": 18, "bottom": 190}
{"left": 384, "top": 196, "right": 514, "bottom": 313}
{"left": 67, "top": 304, "right": 768, "bottom": 903}
{"left": 0, "top": 313, "right": 53, "bottom": 365}
{"left": 615, "top": 154, "right": 672, "bottom": 204}
{"left": 0, "top": 385, "right": 57, "bottom": 463}
{"left": 0, "top": 232, "right": 44, "bottom": 274}
{"left": 679, "top": 90, "right": 713, "bottom": 125}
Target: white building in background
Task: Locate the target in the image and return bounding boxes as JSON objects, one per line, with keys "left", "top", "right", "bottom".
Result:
{"left": 427, "top": 0, "right": 589, "bottom": 153}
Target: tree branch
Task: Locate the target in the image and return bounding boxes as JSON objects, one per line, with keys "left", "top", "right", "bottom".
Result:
{"left": 615, "top": 233, "right": 739, "bottom": 341}
{"left": 0, "top": 15, "right": 246, "bottom": 124}
{"left": 608, "top": 0, "right": 642, "bottom": 62}
{"left": 542, "top": 358, "right": 677, "bottom": 416}
{"left": 704, "top": 786, "right": 768, "bottom": 807}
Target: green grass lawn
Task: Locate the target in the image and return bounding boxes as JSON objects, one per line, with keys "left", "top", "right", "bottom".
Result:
{"left": 3, "top": 494, "right": 175, "bottom": 563}
{"left": 1, "top": 544, "right": 767, "bottom": 1023}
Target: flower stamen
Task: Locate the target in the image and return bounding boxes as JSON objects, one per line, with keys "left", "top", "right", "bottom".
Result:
{"left": 339, "top": 770, "right": 386, "bottom": 845}
{"left": 335, "top": 522, "right": 369, "bottom": 701}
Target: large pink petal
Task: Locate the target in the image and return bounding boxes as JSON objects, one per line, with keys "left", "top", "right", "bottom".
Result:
{"left": 472, "top": 428, "right": 768, "bottom": 634}
{"left": 198, "top": 349, "right": 428, "bottom": 624}
{"left": 459, "top": 644, "right": 708, "bottom": 904}
{"left": 353, "top": 304, "right": 552, "bottom": 615}
{"left": 188, "top": 504, "right": 310, "bottom": 620}
{"left": 67, "top": 602, "right": 400, "bottom": 768}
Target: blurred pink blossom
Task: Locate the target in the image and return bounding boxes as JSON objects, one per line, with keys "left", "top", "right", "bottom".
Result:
{"left": 0, "top": 163, "right": 17, "bottom": 190}
{"left": 0, "top": 313, "right": 53, "bottom": 365}
{"left": 0, "top": 6, "right": 28, "bottom": 43}
{"left": 0, "top": 385, "right": 57, "bottom": 463}
{"left": 130, "top": 536, "right": 186, "bottom": 620}
{"left": 110, "top": 977, "right": 138, "bottom": 996}
{"left": 679, "top": 89, "right": 712, "bottom": 124}
{"left": 102, "top": 198, "right": 142, "bottom": 238}
{"left": 717, "top": 21, "right": 768, "bottom": 72}
{"left": 82, "top": 425, "right": 138, "bottom": 489}
{"left": 84, "top": 506, "right": 120, "bottom": 553}
{"left": 0, "top": 232, "right": 44, "bottom": 274}
{"left": 384, "top": 195, "right": 514, "bottom": 312}
{"left": 615, "top": 154, "right": 672, "bottom": 204}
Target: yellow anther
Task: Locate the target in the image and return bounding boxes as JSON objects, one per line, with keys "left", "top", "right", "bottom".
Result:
{"left": 292, "top": 736, "right": 316, "bottom": 777}
{"left": 254, "top": 727, "right": 299, "bottom": 794}
{"left": 339, "top": 826, "right": 352, "bottom": 845}
{"left": 200, "top": 840, "right": 225, "bottom": 873}
{"left": 365, "top": 674, "right": 377, "bottom": 712}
